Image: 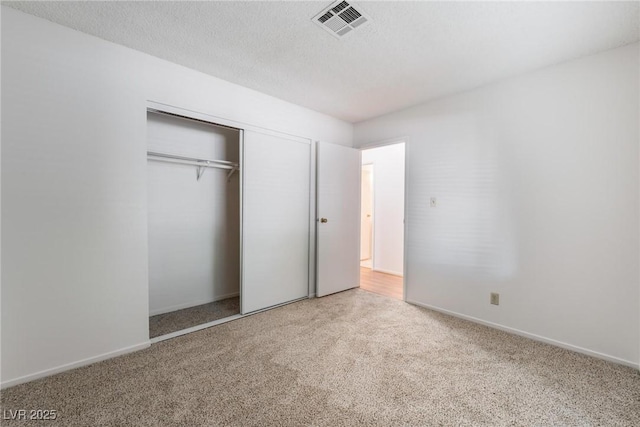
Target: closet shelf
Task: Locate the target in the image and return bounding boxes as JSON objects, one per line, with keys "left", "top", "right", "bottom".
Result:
{"left": 147, "top": 151, "right": 239, "bottom": 181}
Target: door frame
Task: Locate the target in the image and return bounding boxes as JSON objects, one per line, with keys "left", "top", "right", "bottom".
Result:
{"left": 358, "top": 138, "right": 409, "bottom": 301}
{"left": 360, "top": 162, "right": 375, "bottom": 267}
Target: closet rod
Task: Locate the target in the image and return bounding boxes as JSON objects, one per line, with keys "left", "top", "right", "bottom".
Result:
{"left": 147, "top": 151, "right": 239, "bottom": 181}
{"left": 147, "top": 151, "right": 238, "bottom": 170}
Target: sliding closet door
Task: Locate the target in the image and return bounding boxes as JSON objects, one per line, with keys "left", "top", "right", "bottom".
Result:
{"left": 242, "top": 130, "right": 310, "bottom": 314}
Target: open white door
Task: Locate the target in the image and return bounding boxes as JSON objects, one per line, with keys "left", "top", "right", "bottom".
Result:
{"left": 316, "top": 141, "right": 361, "bottom": 297}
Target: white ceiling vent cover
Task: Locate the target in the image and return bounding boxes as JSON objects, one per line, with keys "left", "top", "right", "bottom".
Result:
{"left": 312, "top": 1, "right": 371, "bottom": 39}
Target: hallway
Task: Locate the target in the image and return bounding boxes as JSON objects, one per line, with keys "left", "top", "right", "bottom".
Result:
{"left": 359, "top": 267, "right": 403, "bottom": 300}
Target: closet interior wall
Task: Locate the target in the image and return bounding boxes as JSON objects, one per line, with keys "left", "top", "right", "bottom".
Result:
{"left": 147, "top": 112, "right": 240, "bottom": 317}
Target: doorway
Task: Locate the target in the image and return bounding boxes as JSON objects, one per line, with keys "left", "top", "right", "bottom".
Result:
{"left": 359, "top": 142, "right": 405, "bottom": 300}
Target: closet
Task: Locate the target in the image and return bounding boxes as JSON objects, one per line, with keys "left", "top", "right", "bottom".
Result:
{"left": 146, "top": 105, "right": 312, "bottom": 340}
{"left": 147, "top": 110, "right": 241, "bottom": 338}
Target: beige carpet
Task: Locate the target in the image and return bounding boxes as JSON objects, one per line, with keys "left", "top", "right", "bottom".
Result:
{"left": 149, "top": 297, "right": 240, "bottom": 338}
{"left": 2, "top": 289, "right": 639, "bottom": 426}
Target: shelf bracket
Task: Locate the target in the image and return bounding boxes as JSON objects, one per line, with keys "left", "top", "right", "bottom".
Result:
{"left": 196, "top": 161, "right": 210, "bottom": 181}
{"left": 226, "top": 165, "right": 238, "bottom": 182}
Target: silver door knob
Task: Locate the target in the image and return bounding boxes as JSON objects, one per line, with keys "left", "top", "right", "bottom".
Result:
{"left": 320, "top": 218, "right": 328, "bottom": 223}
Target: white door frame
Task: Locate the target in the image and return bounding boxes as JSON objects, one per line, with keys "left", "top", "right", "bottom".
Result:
{"left": 360, "top": 162, "right": 375, "bottom": 267}
{"left": 358, "top": 138, "right": 408, "bottom": 301}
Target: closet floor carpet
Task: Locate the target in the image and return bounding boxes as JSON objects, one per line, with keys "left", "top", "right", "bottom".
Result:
{"left": 149, "top": 296, "right": 240, "bottom": 338}
{"left": 3, "top": 289, "right": 639, "bottom": 426}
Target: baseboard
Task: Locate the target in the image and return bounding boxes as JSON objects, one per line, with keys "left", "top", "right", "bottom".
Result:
{"left": 0, "top": 342, "right": 150, "bottom": 389}
{"left": 372, "top": 268, "right": 403, "bottom": 277}
{"left": 406, "top": 299, "right": 638, "bottom": 370}
{"left": 149, "top": 292, "right": 240, "bottom": 316}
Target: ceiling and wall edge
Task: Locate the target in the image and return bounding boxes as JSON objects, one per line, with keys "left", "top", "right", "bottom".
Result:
{"left": 3, "top": 1, "right": 638, "bottom": 123}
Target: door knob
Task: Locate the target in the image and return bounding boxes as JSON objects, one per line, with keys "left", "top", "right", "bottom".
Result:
{"left": 320, "top": 218, "right": 328, "bottom": 223}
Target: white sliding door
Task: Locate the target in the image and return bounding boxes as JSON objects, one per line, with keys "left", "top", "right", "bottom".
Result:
{"left": 241, "top": 130, "right": 311, "bottom": 314}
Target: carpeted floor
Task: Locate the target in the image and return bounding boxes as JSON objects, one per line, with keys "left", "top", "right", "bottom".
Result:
{"left": 2, "top": 289, "right": 639, "bottom": 426}
{"left": 149, "top": 297, "right": 240, "bottom": 338}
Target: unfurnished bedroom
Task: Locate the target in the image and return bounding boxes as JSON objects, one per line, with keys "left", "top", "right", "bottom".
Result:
{"left": 1, "top": 1, "right": 639, "bottom": 426}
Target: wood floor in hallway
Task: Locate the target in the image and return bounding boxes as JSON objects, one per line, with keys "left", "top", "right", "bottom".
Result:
{"left": 360, "top": 267, "right": 403, "bottom": 300}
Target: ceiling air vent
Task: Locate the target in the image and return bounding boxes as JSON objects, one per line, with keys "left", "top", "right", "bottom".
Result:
{"left": 312, "top": 1, "right": 371, "bottom": 39}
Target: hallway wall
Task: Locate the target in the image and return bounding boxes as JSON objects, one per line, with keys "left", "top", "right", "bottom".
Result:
{"left": 362, "top": 144, "right": 406, "bottom": 276}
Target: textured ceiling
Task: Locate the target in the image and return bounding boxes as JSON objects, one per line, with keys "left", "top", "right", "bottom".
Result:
{"left": 4, "top": 1, "right": 639, "bottom": 123}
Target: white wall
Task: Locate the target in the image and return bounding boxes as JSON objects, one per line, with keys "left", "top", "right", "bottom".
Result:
{"left": 355, "top": 43, "right": 639, "bottom": 366}
{"left": 0, "top": 7, "right": 352, "bottom": 387}
{"left": 361, "top": 144, "right": 405, "bottom": 276}
{"left": 147, "top": 113, "right": 240, "bottom": 316}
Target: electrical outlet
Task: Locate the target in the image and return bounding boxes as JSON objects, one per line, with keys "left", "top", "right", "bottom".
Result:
{"left": 490, "top": 292, "right": 499, "bottom": 305}
{"left": 430, "top": 197, "right": 437, "bottom": 207}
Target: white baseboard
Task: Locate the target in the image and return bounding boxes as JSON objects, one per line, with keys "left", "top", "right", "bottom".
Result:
{"left": 2, "top": 294, "right": 309, "bottom": 389}
{"left": 149, "top": 292, "right": 240, "bottom": 316}
{"left": 406, "top": 299, "right": 638, "bottom": 370}
{"left": 1, "top": 342, "right": 150, "bottom": 389}
{"left": 372, "top": 267, "right": 403, "bottom": 277}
